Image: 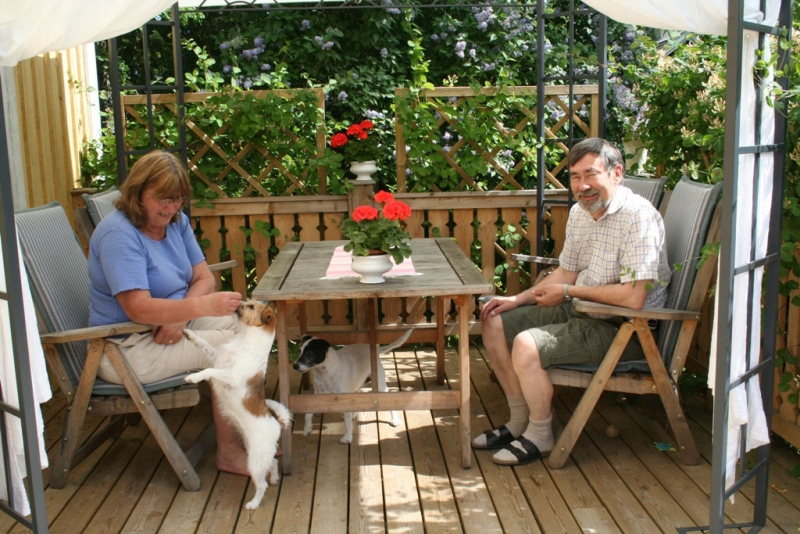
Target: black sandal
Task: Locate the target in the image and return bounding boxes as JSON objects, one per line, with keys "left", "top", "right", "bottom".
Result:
{"left": 472, "top": 425, "right": 516, "bottom": 450}
{"left": 493, "top": 435, "right": 547, "bottom": 466}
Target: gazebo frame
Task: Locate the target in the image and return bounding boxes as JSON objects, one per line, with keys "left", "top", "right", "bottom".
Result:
{"left": 0, "top": 1, "right": 793, "bottom": 532}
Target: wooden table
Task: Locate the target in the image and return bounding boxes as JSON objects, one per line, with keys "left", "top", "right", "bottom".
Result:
{"left": 252, "top": 238, "right": 492, "bottom": 474}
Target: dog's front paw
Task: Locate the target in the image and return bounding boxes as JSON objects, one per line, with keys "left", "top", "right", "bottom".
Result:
{"left": 184, "top": 371, "right": 204, "bottom": 384}
{"left": 390, "top": 415, "right": 401, "bottom": 427}
{"left": 244, "top": 498, "right": 261, "bottom": 510}
{"left": 339, "top": 434, "right": 353, "bottom": 444}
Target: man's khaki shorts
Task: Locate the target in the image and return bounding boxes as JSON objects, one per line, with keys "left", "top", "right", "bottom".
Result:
{"left": 499, "top": 302, "right": 644, "bottom": 368}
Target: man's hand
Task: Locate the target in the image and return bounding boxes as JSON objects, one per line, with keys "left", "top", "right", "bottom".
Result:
{"left": 531, "top": 284, "right": 567, "bottom": 307}
{"left": 480, "top": 295, "right": 521, "bottom": 321}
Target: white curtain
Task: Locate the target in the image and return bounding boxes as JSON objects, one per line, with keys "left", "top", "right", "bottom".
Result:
{"left": 0, "top": 234, "right": 51, "bottom": 516}
{"left": 0, "top": 0, "right": 174, "bottom": 67}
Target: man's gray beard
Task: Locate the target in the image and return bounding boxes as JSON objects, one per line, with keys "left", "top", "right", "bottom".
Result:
{"left": 577, "top": 194, "right": 609, "bottom": 215}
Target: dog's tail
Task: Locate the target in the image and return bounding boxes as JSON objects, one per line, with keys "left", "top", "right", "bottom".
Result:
{"left": 377, "top": 329, "right": 413, "bottom": 355}
{"left": 266, "top": 399, "right": 293, "bottom": 430}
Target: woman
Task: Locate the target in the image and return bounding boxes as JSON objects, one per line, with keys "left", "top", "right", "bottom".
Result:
{"left": 88, "top": 150, "right": 249, "bottom": 475}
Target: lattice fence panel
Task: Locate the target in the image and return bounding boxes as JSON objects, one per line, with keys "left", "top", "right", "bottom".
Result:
{"left": 395, "top": 85, "right": 599, "bottom": 193}
{"left": 120, "top": 89, "right": 327, "bottom": 197}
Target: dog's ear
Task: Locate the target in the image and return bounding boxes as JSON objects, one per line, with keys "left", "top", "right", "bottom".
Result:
{"left": 260, "top": 306, "right": 275, "bottom": 325}
{"left": 300, "top": 334, "right": 312, "bottom": 343}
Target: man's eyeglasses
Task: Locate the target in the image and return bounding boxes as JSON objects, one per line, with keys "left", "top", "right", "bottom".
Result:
{"left": 148, "top": 194, "right": 189, "bottom": 207}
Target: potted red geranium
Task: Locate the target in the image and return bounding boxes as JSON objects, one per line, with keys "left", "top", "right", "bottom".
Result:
{"left": 330, "top": 120, "right": 382, "bottom": 181}
{"left": 340, "top": 191, "right": 412, "bottom": 282}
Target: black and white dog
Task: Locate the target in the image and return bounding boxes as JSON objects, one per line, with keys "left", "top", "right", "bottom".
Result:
{"left": 293, "top": 330, "right": 412, "bottom": 443}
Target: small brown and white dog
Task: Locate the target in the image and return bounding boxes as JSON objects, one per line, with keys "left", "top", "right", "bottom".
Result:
{"left": 293, "top": 330, "right": 411, "bottom": 444}
{"left": 183, "top": 300, "right": 291, "bottom": 510}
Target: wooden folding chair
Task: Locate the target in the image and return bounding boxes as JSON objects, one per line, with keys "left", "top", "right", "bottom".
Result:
{"left": 16, "top": 202, "right": 218, "bottom": 490}
{"left": 545, "top": 177, "right": 722, "bottom": 468}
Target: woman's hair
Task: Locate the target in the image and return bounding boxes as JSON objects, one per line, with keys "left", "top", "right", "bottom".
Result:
{"left": 567, "top": 138, "right": 624, "bottom": 172}
{"left": 115, "top": 151, "right": 191, "bottom": 229}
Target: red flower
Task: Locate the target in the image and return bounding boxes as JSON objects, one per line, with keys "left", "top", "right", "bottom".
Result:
{"left": 356, "top": 131, "right": 368, "bottom": 140}
{"left": 330, "top": 132, "right": 348, "bottom": 148}
{"left": 374, "top": 191, "right": 394, "bottom": 204}
{"left": 383, "top": 200, "right": 412, "bottom": 221}
{"left": 351, "top": 205, "right": 379, "bottom": 222}
{"left": 346, "top": 124, "right": 364, "bottom": 136}
{"left": 360, "top": 120, "right": 374, "bottom": 130}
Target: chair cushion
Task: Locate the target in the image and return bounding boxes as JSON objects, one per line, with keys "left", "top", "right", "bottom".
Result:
{"left": 82, "top": 187, "right": 121, "bottom": 226}
{"left": 622, "top": 175, "right": 668, "bottom": 208}
{"left": 656, "top": 177, "right": 722, "bottom": 360}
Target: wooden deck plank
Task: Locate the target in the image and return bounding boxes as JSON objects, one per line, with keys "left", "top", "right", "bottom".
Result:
{"left": 559, "top": 387, "right": 698, "bottom": 533}
{"left": 308, "top": 415, "right": 349, "bottom": 534}
{"left": 82, "top": 408, "right": 191, "bottom": 533}
{"left": 122, "top": 402, "right": 214, "bottom": 533}
{"left": 590, "top": 392, "right": 723, "bottom": 527}
{"left": 623, "top": 396, "right": 766, "bottom": 532}
{"left": 429, "top": 346, "right": 504, "bottom": 533}
{"left": 467, "top": 346, "right": 548, "bottom": 534}
{"left": 380, "top": 353, "right": 425, "bottom": 533}
{"left": 47, "top": 421, "right": 152, "bottom": 533}
{"left": 17, "top": 344, "right": 800, "bottom": 534}
{"left": 5, "top": 414, "right": 109, "bottom": 534}
{"left": 683, "top": 398, "right": 800, "bottom": 533}
{"left": 349, "top": 410, "right": 386, "bottom": 532}
{"left": 395, "top": 349, "right": 462, "bottom": 533}
{"left": 271, "top": 369, "right": 317, "bottom": 534}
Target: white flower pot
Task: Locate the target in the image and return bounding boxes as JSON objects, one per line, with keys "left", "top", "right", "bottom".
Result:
{"left": 350, "top": 160, "right": 378, "bottom": 182}
{"left": 351, "top": 253, "right": 392, "bottom": 283}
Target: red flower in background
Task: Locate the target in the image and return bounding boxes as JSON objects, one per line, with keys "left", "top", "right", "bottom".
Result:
{"left": 330, "top": 132, "right": 348, "bottom": 148}
{"left": 330, "top": 119, "right": 381, "bottom": 163}
{"left": 374, "top": 191, "right": 395, "bottom": 203}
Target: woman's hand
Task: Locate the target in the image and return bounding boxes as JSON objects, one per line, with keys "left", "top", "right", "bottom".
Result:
{"left": 153, "top": 322, "right": 187, "bottom": 345}
{"left": 203, "top": 291, "right": 243, "bottom": 317}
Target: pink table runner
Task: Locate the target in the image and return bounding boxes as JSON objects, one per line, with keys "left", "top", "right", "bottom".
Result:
{"left": 323, "top": 246, "right": 418, "bottom": 279}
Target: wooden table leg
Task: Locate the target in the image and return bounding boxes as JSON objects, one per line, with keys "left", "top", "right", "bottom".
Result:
{"left": 436, "top": 297, "right": 445, "bottom": 385}
{"left": 368, "top": 297, "right": 378, "bottom": 389}
{"left": 277, "top": 301, "right": 292, "bottom": 475}
{"left": 456, "top": 295, "right": 471, "bottom": 469}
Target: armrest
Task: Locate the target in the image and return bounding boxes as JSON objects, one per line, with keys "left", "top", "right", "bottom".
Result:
{"left": 573, "top": 300, "right": 701, "bottom": 322}
{"left": 511, "top": 254, "right": 559, "bottom": 266}
{"left": 209, "top": 260, "right": 237, "bottom": 272}
{"left": 40, "top": 322, "right": 152, "bottom": 345}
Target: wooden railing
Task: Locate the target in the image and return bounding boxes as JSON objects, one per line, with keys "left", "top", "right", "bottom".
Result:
{"left": 191, "top": 184, "right": 570, "bottom": 336}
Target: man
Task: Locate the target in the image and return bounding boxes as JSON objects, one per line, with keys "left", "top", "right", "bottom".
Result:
{"left": 474, "top": 137, "right": 670, "bottom": 466}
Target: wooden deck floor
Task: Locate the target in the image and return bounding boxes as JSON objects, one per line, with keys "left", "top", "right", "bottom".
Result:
{"left": 6, "top": 342, "right": 800, "bottom": 533}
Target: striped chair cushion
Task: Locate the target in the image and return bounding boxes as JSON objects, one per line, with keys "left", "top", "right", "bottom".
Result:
{"left": 16, "top": 202, "right": 188, "bottom": 396}
{"left": 82, "top": 187, "right": 121, "bottom": 226}
{"left": 656, "top": 177, "right": 722, "bottom": 362}
{"left": 622, "top": 175, "right": 668, "bottom": 208}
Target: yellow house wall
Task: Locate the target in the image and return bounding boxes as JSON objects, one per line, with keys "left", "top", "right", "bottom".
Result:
{"left": 13, "top": 46, "right": 95, "bottom": 223}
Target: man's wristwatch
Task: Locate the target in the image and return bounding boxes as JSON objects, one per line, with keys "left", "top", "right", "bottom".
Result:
{"left": 563, "top": 284, "right": 573, "bottom": 301}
